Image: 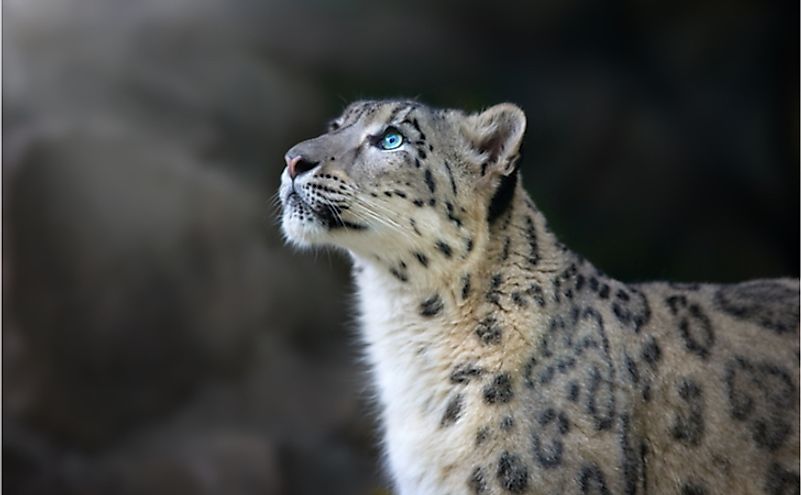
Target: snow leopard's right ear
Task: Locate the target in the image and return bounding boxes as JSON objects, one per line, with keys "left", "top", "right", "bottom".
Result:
{"left": 462, "top": 103, "right": 526, "bottom": 177}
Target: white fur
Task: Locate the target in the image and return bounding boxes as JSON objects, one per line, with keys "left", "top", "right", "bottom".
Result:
{"left": 353, "top": 256, "right": 473, "bottom": 495}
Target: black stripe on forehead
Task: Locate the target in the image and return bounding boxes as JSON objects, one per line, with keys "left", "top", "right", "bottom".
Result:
{"left": 385, "top": 102, "right": 411, "bottom": 124}
{"left": 329, "top": 101, "right": 373, "bottom": 133}
{"left": 393, "top": 101, "right": 420, "bottom": 123}
{"left": 340, "top": 101, "right": 371, "bottom": 122}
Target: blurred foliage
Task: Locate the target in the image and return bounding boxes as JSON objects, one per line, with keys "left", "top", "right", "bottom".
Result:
{"left": 3, "top": 0, "right": 798, "bottom": 494}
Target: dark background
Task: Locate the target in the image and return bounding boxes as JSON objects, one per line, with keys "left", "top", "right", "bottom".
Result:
{"left": 3, "top": 0, "right": 798, "bottom": 494}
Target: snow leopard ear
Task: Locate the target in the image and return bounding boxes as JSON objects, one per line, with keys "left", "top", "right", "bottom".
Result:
{"left": 463, "top": 103, "right": 526, "bottom": 177}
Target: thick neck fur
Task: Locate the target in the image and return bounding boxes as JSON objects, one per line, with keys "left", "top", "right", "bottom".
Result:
{"left": 352, "top": 181, "right": 575, "bottom": 346}
{"left": 350, "top": 182, "right": 582, "bottom": 491}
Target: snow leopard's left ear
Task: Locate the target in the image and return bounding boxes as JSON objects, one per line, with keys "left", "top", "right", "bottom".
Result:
{"left": 463, "top": 103, "right": 526, "bottom": 176}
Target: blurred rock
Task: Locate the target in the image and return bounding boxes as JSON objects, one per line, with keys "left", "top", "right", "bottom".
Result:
{"left": 6, "top": 131, "right": 273, "bottom": 447}
{"left": 4, "top": 426, "right": 285, "bottom": 495}
{"left": 110, "top": 431, "right": 285, "bottom": 495}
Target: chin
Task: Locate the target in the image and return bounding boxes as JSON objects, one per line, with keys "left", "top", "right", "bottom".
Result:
{"left": 280, "top": 215, "right": 329, "bottom": 249}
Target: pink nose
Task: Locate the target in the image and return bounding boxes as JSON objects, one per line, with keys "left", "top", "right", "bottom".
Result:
{"left": 284, "top": 155, "right": 319, "bottom": 179}
{"left": 285, "top": 155, "right": 301, "bottom": 178}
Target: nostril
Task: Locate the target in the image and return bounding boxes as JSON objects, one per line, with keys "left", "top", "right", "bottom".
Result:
{"left": 286, "top": 155, "right": 320, "bottom": 179}
{"left": 294, "top": 158, "right": 319, "bottom": 177}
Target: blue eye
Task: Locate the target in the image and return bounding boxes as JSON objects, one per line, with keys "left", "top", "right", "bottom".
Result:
{"left": 379, "top": 129, "right": 404, "bottom": 150}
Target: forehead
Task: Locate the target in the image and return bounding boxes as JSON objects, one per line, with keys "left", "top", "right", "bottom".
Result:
{"left": 336, "top": 100, "right": 423, "bottom": 127}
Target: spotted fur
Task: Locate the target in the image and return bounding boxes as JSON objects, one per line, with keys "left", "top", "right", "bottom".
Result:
{"left": 279, "top": 99, "right": 799, "bottom": 495}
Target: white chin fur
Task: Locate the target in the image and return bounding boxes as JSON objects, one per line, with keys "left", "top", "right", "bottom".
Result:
{"left": 280, "top": 213, "right": 327, "bottom": 248}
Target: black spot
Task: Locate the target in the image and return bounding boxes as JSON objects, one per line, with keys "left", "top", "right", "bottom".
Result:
{"left": 642, "top": 384, "right": 652, "bottom": 402}
{"left": 446, "top": 202, "right": 463, "bottom": 227}
{"left": 557, "top": 412, "right": 570, "bottom": 434}
{"left": 487, "top": 169, "right": 518, "bottom": 224}
{"left": 599, "top": 285, "right": 610, "bottom": 299}
{"left": 589, "top": 277, "right": 599, "bottom": 291}
{"left": 587, "top": 364, "right": 615, "bottom": 431}
{"left": 527, "top": 284, "right": 546, "bottom": 307}
{"left": 538, "top": 408, "right": 556, "bottom": 425}
{"left": 413, "top": 251, "right": 429, "bottom": 267}
{"left": 641, "top": 338, "right": 662, "bottom": 367}
{"left": 765, "top": 463, "right": 800, "bottom": 495}
{"left": 465, "top": 237, "right": 474, "bottom": 252}
{"left": 496, "top": 451, "right": 528, "bottom": 493}
{"left": 579, "top": 464, "right": 611, "bottom": 495}
{"left": 476, "top": 316, "right": 503, "bottom": 345}
{"left": 414, "top": 158, "right": 421, "bottom": 168}
{"left": 681, "top": 482, "right": 707, "bottom": 495}
{"left": 393, "top": 190, "right": 407, "bottom": 198}
{"left": 413, "top": 199, "right": 424, "bottom": 207}
{"left": 461, "top": 274, "right": 472, "bottom": 300}
{"left": 410, "top": 117, "right": 423, "bottom": 135}
{"left": 385, "top": 103, "right": 407, "bottom": 124}
{"left": 500, "top": 236, "right": 511, "bottom": 261}
{"left": 469, "top": 466, "right": 488, "bottom": 494}
{"left": 444, "top": 161, "right": 458, "bottom": 195}
{"left": 522, "top": 355, "right": 538, "bottom": 389}
{"left": 486, "top": 274, "right": 503, "bottom": 306}
{"left": 539, "top": 365, "right": 555, "bottom": 385}
{"left": 667, "top": 296, "right": 715, "bottom": 359}
{"left": 625, "top": 354, "right": 640, "bottom": 384}
{"left": 420, "top": 294, "right": 444, "bottom": 317}
{"left": 612, "top": 287, "right": 651, "bottom": 333}
{"left": 451, "top": 363, "right": 484, "bottom": 384}
{"left": 567, "top": 382, "right": 580, "bottom": 402}
{"left": 620, "top": 414, "right": 641, "bottom": 495}
{"left": 476, "top": 427, "right": 490, "bottom": 446}
{"left": 436, "top": 241, "right": 453, "bottom": 258}
{"left": 484, "top": 373, "right": 514, "bottom": 404}
{"left": 716, "top": 281, "right": 799, "bottom": 334}
{"left": 527, "top": 306, "right": 616, "bottom": 430}
{"left": 511, "top": 291, "right": 527, "bottom": 307}
{"left": 532, "top": 408, "right": 564, "bottom": 468}
{"left": 523, "top": 215, "right": 540, "bottom": 265}
{"left": 671, "top": 379, "right": 705, "bottom": 447}
{"left": 440, "top": 394, "right": 463, "bottom": 426}
{"left": 552, "top": 307, "right": 618, "bottom": 431}
{"left": 500, "top": 416, "right": 514, "bottom": 431}
{"left": 424, "top": 168, "right": 436, "bottom": 193}
{"left": 389, "top": 267, "right": 408, "bottom": 282}
{"left": 428, "top": 197, "right": 436, "bottom": 207}
{"left": 725, "top": 356, "right": 796, "bottom": 451}
{"left": 410, "top": 218, "right": 422, "bottom": 236}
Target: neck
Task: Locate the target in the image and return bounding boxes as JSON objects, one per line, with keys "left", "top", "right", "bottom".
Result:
{"left": 349, "top": 182, "right": 586, "bottom": 489}
{"left": 351, "top": 181, "right": 573, "bottom": 299}
{"left": 350, "top": 181, "right": 582, "bottom": 373}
